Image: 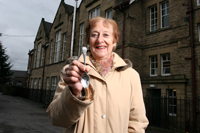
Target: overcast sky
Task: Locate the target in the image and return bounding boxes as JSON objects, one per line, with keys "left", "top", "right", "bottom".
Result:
{"left": 0, "top": 0, "right": 81, "bottom": 71}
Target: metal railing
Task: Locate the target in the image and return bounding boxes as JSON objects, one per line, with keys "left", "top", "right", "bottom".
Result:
{"left": 4, "top": 87, "right": 200, "bottom": 133}
{"left": 144, "top": 96, "right": 200, "bottom": 133}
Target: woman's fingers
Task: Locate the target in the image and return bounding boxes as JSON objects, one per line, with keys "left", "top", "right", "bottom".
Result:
{"left": 63, "top": 60, "right": 91, "bottom": 96}
{"left": 72, "top": 60, "right": 85, "bottom": 72}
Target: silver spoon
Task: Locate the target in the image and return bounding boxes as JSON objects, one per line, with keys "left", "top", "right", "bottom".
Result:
{"left": 81, "top": 47, "right": 90, "bottom": 88}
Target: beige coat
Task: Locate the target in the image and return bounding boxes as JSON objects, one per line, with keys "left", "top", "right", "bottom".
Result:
{"left": 46, "top": 52, "right": 149, "bottom": 133}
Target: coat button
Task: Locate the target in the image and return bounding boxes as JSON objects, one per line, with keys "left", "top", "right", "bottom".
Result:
{"left": 101, "top": 114, "right": 106, "bottom": 119}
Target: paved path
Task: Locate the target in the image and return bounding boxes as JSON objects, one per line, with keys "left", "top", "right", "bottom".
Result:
{"left": 0, "top": 93, "right": 62, "bottom": 133}
{"left": 0, "top": 92, "right": 169, "bottom": 133}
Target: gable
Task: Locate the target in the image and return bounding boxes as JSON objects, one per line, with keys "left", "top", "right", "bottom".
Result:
{"left": 34, "top": 18, "right": 52, "bottom": 43}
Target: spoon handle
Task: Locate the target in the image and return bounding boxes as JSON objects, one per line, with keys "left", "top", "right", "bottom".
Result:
{"left": 82, "top": 47, "right": 87, "bottom": 66}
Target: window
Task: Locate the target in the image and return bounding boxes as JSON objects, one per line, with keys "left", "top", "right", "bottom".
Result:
{"left": 34, "top": 78, "right": 37, "bottom": 89}
{"left": 89, "top": 6, "right": 100, "bottom": 20}
{"left": 161, "top": 53, "right": 170, "bottom": 76}
{"left": 51, "top": 77, "right": 57, "bottom": 90}
{"left": 106, "top": 8, "right": 112, "bottom": 19}
{"left": 36, "top": 43, "right": 41, "bottom": 67}
{"left": 54, "top": 30, "right": 61, "bottom": 63}
{"left": 198, "top": 24, "right": 200, "bottom": 42}
{"left": 198, "top": 0, "right": 200, "bottom": 6}
{"left": 38, "top": 78, "right": 41, "bottom": 89}
{"left": 49, "top": 40, "right": 53, "bottom": 64}
{"left": 150, "top": 55, "right": 158, "bottom": 76}
{"left": 45, "top": 77, "right": 50, "bottom": 104}
{"left": 79, "top": 23, "right": 84, "bottom": 56}
{"left": 167, "top": 89, "right": 177, "bottom": 116}
{"left": 40, "top": 48, "right": 44, "bottom": 67}
{"left": 62, "top": 33, "right": 66, "bottom": 60}
{"left": 34, "top": 50, "right": 37, "bottom": 68}
{"left": 150, "top": 5, "right": 157, "bottom": 31}
{"left": 46, "top": 77, "right": 49, "bottom": 90}
{"left": 31, "top": 79, "right": 33, "bottom": 89}
{"left": 16, "top": 81, "right": 22, "bottom": 86}
{"left": 161, "top": 1, "right": 169, "bottom": 28}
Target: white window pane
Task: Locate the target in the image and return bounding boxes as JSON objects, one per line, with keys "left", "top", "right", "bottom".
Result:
{"left": 46, "top": 78, "right": 49, "bottom": 90}
{"left": 54, "top": 30, "right": 61, "bottom": 62}
{"left": 150, "top": 55, "right": 158, "bottom": 76}
{"left": 161, "top": 53, "right": 170, "bottom": 75}
{"left": 34, "top": 79, "right": 37, "bottom": 89}
{"left": 150, "top": 5, "right": 157, "bottom": 31}
{"left": 89, "top": 6, "right": 100, "bottom": 20}
{"left": 79, "top": 23, "right": 84, "bottom": 56}
{"left": 161, "top": 1, "right": 169, "bottom": 28}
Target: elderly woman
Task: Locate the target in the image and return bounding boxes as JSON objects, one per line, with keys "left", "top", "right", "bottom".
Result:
{"left": 46, "top": 17, "right": 149, "bottom": 133}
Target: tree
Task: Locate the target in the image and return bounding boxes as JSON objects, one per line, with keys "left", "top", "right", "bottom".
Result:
{"left": 0, "top": 42, "right": 13, "bottom": 85}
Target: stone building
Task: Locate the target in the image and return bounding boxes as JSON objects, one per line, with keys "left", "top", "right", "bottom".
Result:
{"left": 27, "top": 0, "right": 200, "bottom": 130}
{"left": 10, "top": 70, "right": 27, "bottom": 87}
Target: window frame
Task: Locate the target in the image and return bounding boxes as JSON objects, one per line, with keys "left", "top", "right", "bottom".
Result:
{"left": 160, "top": 1, "right": 169, "bottom": 28}
{"left": 150, "top": 55, "right": 158, "bottom": 76}
{"left": 46, "top": 77, "right": 49, "bottom": 90}
{"left": 31, "top": 79, "right": 33, "bottom": 89}
{"left": 16, "top": 81, "right": 22, "bottom": 86}
{"left": 54, "top": 30, "right": 61, "bottom": 63}
{"left": 167, "top": 89, "right": 177, "bottom": 116}
{"left": 150, "top": 5, "right": 158, "bottom": 31}
{"left": 198, "top": 0, "right": 200, "bottom": 6}
{"left": 89, "top": 6, "right": 100, "bottom": 20}
{"left": 49, "top": 40, "right": 53, "bottom": 64}
{"left": 34, "top": 78, "right": 37, "bottom": 89}
{"left": 106, "top": 8, "right": 112, "bottom": 19}
{"left": 79, "top": 23, "right": 84, "bottom": 56}
{"left": 161, "top": 53, "right": 170, "bottom": 76}
{"left": 40, "top": 47, "right": 44, "bottom": 67}
{"left": 62, "top": 33, "right": 67, "bottom": 60}
{"left": 51, "top": 77, "right": 57, "bottom": 91}
{"left": 38, "top": 78, "right": 41, "bottom": 89}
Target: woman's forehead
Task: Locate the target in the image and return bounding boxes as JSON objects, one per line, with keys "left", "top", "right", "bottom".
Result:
{"left": 91, "top": 21, "right": 113, "bottom": 31}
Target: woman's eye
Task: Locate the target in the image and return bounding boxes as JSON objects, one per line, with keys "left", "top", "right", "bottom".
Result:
{"left": 91, "top": 33, "right": 98, "bottom": 37}
{"left": 104, "top": 34, "right": 109, "bottom": 37}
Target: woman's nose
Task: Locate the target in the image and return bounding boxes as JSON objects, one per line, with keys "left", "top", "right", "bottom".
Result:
{"left": 97, "top": 34, "right": 104, "bottom": 43}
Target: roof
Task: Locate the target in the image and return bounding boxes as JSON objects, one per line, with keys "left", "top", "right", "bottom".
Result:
{"left": 43, "top": 19, "right": 52, "bottom": 37}
{"left": 10, "top": 70, "right": 27, "bottom": 79}
{"left": 63, "top": 1, "right": 74, "bottom": 15}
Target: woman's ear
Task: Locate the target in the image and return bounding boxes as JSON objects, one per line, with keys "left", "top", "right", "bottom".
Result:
{"left": 113, "top": 43, "right": 117, "bottom": 51}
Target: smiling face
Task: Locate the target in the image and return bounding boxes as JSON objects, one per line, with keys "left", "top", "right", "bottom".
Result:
{"left": 89, "top": 20, "right": 116, "bottom": 60}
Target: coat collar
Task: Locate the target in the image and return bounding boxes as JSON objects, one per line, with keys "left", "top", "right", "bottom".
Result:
{"left": 78, "top": 52, "right": 132, "bottom": 71}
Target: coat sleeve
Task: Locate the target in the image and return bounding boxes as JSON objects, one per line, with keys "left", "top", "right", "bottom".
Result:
{"left": 128, "top": 70, "right": 149, "bottom": 133}
{"left": 46, "top": 65, "right": 95, "bottom": 129}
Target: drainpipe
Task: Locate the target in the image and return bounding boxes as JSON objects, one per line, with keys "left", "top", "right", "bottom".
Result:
{"left": 27, "top": 51, "right": 32, "bottom": 88}
{"left": 70, "top": 0, "right": 78, "bottom": 57}
{"left": 188, "top": 0, "right": 196, "bottom": 132}
{"left": 119, "top": 6, "right": 125, "bottom": 59}
{"left": 113, "top": 1, "right": 129, "bottom": 59}
{"left": 40, "top": 44, "right": 48, "bottom": 102}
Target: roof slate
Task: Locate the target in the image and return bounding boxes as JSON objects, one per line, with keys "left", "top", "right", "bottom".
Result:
{"left": 63, "top": 2, "right": 74, "bottom": 15}
{"left": 43, "top": 20, "right": 52, "bottom": 36}
{"left": 10, "top": 70, "right": 27, "bottom": 79}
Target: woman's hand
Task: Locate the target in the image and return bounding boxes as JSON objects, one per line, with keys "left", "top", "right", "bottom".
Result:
{"left": 63, "top": 60, "right": 90, "bottom": 97}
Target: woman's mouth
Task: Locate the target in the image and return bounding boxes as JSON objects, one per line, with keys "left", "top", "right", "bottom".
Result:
{"left": 96, "top": 46, "right": 106, "bottom": 49}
